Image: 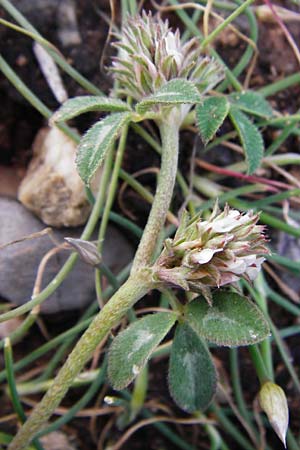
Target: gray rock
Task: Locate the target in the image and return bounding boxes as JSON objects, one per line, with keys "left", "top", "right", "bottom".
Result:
{"left": 0, "top": 197, "right": 133, "bottom": 314}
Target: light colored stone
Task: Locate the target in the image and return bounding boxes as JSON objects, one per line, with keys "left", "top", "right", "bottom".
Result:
{"left": 57, "top": 0, "right": 82, "bottom": 47}
{"left": 18, "top": 126, "right": 91, "bottom": 227}
{"left": 40, "top": 431, "right": 77, "bottom": 450}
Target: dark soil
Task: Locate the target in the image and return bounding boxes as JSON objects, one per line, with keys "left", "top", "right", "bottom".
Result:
{"left": 0, "top": 1, "right": 300, "bottom": 449}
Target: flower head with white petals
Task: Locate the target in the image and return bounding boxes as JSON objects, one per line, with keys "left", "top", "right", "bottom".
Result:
{"left": 154, "top": 203, "right": 269, "bottom": 301}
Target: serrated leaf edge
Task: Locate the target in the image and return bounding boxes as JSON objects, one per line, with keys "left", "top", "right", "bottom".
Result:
{"left": 229, "top": 91, "right": 273, "bottom": 118}
{"left": 229, "top": 107, "right": 264, "bottom": 174}
{"left": 76, "top": 112, "right": 132, "bottom": 184}
{"left": 136, "top": 79, "right": 202, "bottom": 114}
{"left": 196, "top": 97, "right": 230, "bottom": 145}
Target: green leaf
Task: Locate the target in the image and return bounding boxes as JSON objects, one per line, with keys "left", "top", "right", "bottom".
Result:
{"left": 229, "top": 91, "right": 273, "bottom": 118}
{"left": 168, "top": 323, "right": 217, "bottom": 412}
{"left": 136, "top": 79, "right": 201, "bottom": 114}
{"left": 108, "top": 312, "right": 177, "bottom": 390}
{"left": 185, "top": 290, "right": 270, "bottom": 347}
{"left": 76, "top": 112, "right": 132, "bottom": 184}
{"left": 51, "top": 96, "right": 131, "bottom": 123}
{"left": 229, "top": 107, "right": 264, "bottom": 174}
{"left": 196, "top": 97, "right": 229, "bottom": 144}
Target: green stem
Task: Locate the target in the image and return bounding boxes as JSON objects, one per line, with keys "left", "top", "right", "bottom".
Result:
{"left": 108, "top": 211, "right": 143, "bottom": 238}
{"left": 248, "top": 345, "right": 269, "bottom": 385}
{"left": 0, "top": 54, "right": 51, "bottom": 118}
{"left": 119, "top": 168, "right": 154, "bottom": 204}
{"left": 0, "top": 171, "right": 104, "bottom": 322}
{"left": 269, "top": 319, "right": 300, "bottom": 394}
{"left": 266, "top": 287, "right": 300, "bottom": 317}
{"left": 168, "top": 0, "right": 242, "bottom": 90}
{"left": 229, "top": 348, "right": 253, "bottom": 424}
{"left": 130, "top": 365, "right": 148, "bottom": 422}
{"left": 94, "top": 144, "right": 115, "bottom": 300}
{"left": 95, "top": 124, "right": 129, "bottom": 299}
{"left": 4, "top": 339, "right": 44, "bottom": 450}
{"left": 131, "top": 123, "right": 193, "bottom": 214}
{"left": 131, "top": 116, "right": 180, "bottom": 272}
{"left": 0, "top": 54, "right": 80, "bottom": 143}
{"left": 0, "top": 265, "right": 131, "bottom": 384}
{"left": 0, "top": 307, "right": 39, "bottom": 350}
{"left": 253, "top": 275, "right": 274, "bottom": 380}
{"left": 37, "top": 361, "right": 107, "bottom": 437}
{"left": 0, "top": 56, "right": 110, "bottom": 322}
{"left": 210, "top": 404, "right": 255, "bottom": 450}
{"left": 14, "top": 370, "right": 102, "bottom": 395}
{"left": 200, "top": 0, "right": 255, "bottom": 49}
{"left": 98, "top": 125, "right": 129, "bottom": 250}
{"left": 259, "top": 72, "right": 300, "bottom": 97}
{"left": 8, "top": 270, "right": 154, "bottom": 450}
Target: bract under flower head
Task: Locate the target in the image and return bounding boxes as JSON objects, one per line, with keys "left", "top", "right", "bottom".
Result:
{"left": 111, "top": 11, "right": 224, "bottom": 101}
{"left": 155, "top": 204, "right": 269, "bottom": 297}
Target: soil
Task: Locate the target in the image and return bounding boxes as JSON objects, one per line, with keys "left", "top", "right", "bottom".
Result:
{"left": 0, "top": 1, "right": 300, "bottom": 449}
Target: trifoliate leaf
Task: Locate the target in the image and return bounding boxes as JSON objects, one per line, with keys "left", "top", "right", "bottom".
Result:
{"left": 51, "top": 96, "right": 131, "bottom": 123}
{"left": 136, "top": 79, "right": 201, "bottom": 114}
{"left": 185, "top": 290, "right": 270, "bottom": 347}
{"left": 168, "top": 323, "right": 217, "bottom": 412}
{"left": 196, "top": 97, "right": 230, "bottom": 144}
{"left": 76, "top": 112, "right": 132, "bottom": 184}
{"left": 229, "top": 107, "right": 264, "bottom": 174}
{"left": 229, "top": 91, "right": 273, "bottom": 118}
{"left": 108, "top": 312, "right": 177, "bottom": 390}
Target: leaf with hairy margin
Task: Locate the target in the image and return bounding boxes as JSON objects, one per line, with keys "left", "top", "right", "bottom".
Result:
{"left": 76, "top": 112, "right": 132, "bottom": 184}
{"left": 51, "top": 96, "right": 131, "bottom": 123}
{"left": 136, "top": 79, "right": 201, "bottom": 114}
{"left": 229, "top": 91, "right": 273, "bottom": 118}
{"left": 108, "top": 312, "right": 177, "bottom": 390}
{"left": 229, "top": 107, "right": 264, "bottom": 174}
{"left": 185, "top": 290, "right": 270, "bottom": 347}
{"left": 196, "top": 97, "right": 229, "bottom": 144}
{"left": 168, "top": 323, "right": 217, "bottom": 412}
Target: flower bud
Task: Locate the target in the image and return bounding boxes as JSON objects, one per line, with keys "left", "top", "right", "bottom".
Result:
{"left": 111, "top": 11, "right": 224, "bottom": 104}
{"left": 259, "top": 381, "right": 289, "bottom": 447}
{"left": 154, "top": 204, "right": 269, "bottom": 300}
{"left": 65, "top": 237, "right": 102, "bottom": 266}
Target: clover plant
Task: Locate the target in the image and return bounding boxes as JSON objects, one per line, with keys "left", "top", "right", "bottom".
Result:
{"left": 9, "top": 11, "right": 277, "bottom": 450}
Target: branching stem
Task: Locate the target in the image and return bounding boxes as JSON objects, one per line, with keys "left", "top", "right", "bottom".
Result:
{"left": 10, "top": 110, "right": 182, "bottom": 450}
{"left": 8, "top": 270, "right": 154, "bottom": 450}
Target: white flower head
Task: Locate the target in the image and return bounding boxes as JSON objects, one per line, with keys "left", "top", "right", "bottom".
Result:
{"left": 155, "top": 204, "right": 269, "bottom": 296}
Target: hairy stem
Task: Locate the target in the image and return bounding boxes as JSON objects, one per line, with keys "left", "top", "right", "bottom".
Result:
{"left": 8, "top": 270, "right": 154, "bottom": 450}
{"left": 131, "top": 114, "right": 180, "bottom": 272}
